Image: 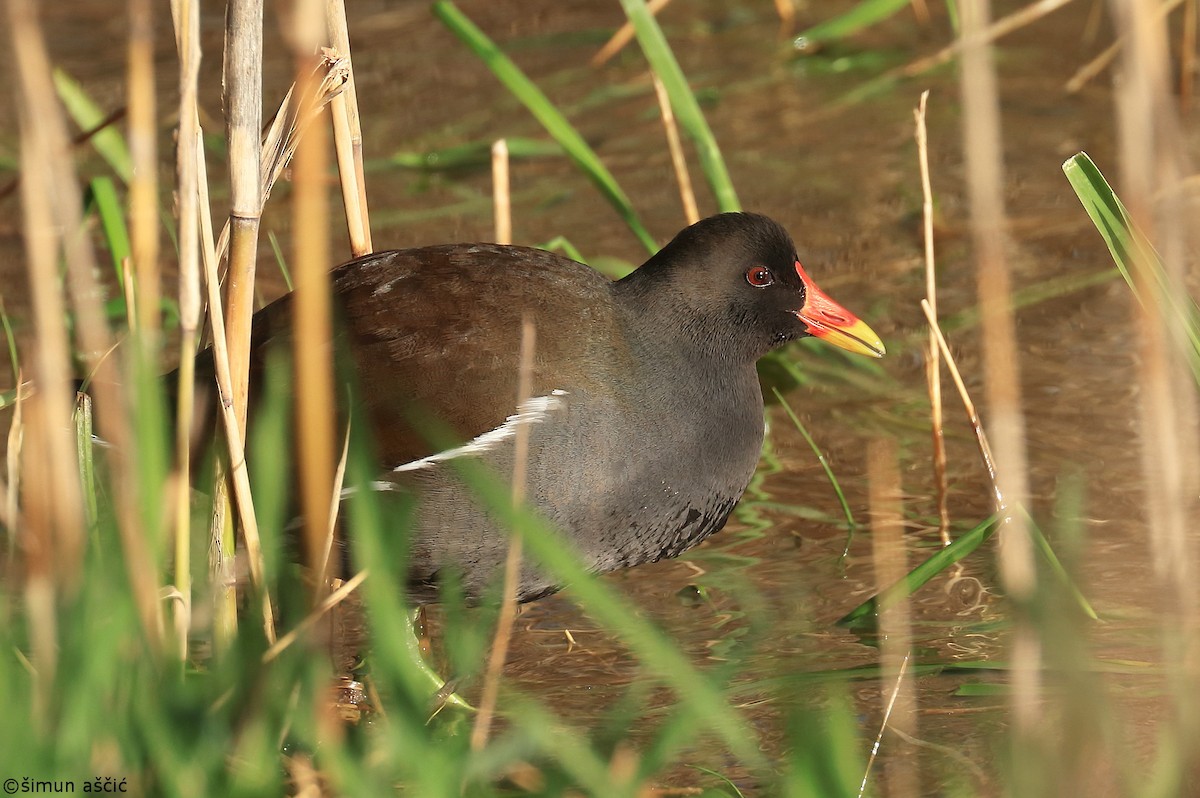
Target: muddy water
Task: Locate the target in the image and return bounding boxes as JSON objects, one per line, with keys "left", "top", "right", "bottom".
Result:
{"left": 1, "top": 0, "right": 1191, "bottom": 793}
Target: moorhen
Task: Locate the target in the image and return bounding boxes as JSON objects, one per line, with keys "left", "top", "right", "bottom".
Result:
{"left": 226, "top": 212, "right": 883, "bottom": 603}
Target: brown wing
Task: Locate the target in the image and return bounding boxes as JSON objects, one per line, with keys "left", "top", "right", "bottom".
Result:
{"left": 244, "top": 243, "right": 622, "bottom": 468}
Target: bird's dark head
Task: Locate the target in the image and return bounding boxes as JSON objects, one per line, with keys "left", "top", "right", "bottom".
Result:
{"left": 618, "top": 212, "right": 885, "bottom": 362}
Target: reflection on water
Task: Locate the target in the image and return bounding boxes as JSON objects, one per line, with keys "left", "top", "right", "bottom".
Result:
{"left": 0, "top": 0, "right": 1182, "bottom": 792}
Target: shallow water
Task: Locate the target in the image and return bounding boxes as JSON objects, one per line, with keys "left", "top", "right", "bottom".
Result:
{"left": 1, "top": 0, "right": 1195, "bottom": 793}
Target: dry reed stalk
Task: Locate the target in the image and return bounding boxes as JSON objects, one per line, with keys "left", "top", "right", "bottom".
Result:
{"left": 592, "top": 0, "right": 673, "bottom": 67}
{"left": 607, "top": 743, "right": 638, "bottom": 790}
{"left": 1110, "top": 0, "right": 1199, "bottom": 616}
{"left": 492, "top": 139, "right": 512, "bottom": 244}
{"left": 10, "top": 0, "right": 162, "bottom": 649}
{"left": 859, "top": 655, "right": 912, "bottom": 798}
{"left": 773, "top": 0, "right": 797, "bottom": 36}
{"left": 260, "top": 60, "right": 348, "bottom": 204}
{"left": 211, "top": 56, "right": 349, "bottom": 268}
{"left": 330, "top": 91, "right": 367, "bottom": 253}
{"left": 14, "top": 397, "right": 60, "bottom": 722}
{"left": 198, "top": 275, "right": 275, "bottom": 644}
{"left": 223, "top": 0, "right": 264, "bottom": 439}
{"left": 898, "top": 0, "right": 1075, "bottom": 82}
{"left": 914, "top": 91, "right": 950, "bottom": 545}
{"left": 290, "top": 1, "right": 338, "bottom": 600}
{"left": 200, "top": 51, "right": 347, "bottom": 632}
{"left": 652, "top": 74, "right": 699, "bottom": 225}
{"left": 262, "top": 569, "right": 367, "bottom": 664}
{"left": 864, "top": 438, "right": 918, "bottom": 798}
{"left": 1066, "top": 0, "right": 1184, "bottom": 92}
{"left": 208, "top": 476, "right": 237, "bottom": 642}
{"left": 910, "top": 0, "right": 932, "bottom": 26}
{"left": 318, "top": 422, "right": 351, "bottom": 591}
{"left": 196, "top": 131, "right": 276, "bottom": 643}
{"left": 120, "top": 260, "right": 138, "bottom": 330}
{"left": 470, "top": 316, "right": 536, "bottom": 752}
{"left": 287, "top": 755, "right": 322, "bottom": 798}
{"left": 170, "top": 0, "right": 202, "bottom": 660}
{"left": 326, "top": 0, "right": 373, "bottom": 255}
{"left": 127, "top": 0, "right": 160, "bottom": 340}
{"left": 9, "top": 0, "right": 93, "bottom": 595}
{"left": 920, "top": 301, "right": 1002, "bottom": 503}
{"left": 217, "top": 0, "right": 264, "bottom": 646}
{"left": 958, "top": 0, "right": 1039, "bottom": 734}
{"left": 195, "top": 138, "right": 240, "bottom": 644}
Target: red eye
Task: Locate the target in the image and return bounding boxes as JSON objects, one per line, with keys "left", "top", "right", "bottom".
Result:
{"left": 745, "top": 266, "right": 774, "bottom": 287}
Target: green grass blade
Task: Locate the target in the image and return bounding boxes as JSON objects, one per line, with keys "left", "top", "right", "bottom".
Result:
{"left": 404, "top": 608, "right": 473, "bottom": 710}
{"left": 87, "top": 176, "right": 132, "bottom": 283}
{"left": 539, "top": 235, "right": 587, "bottom": 264}
{"left": 617, "top": 0, "right": 740, "bottom": 213}
{"left": 771, "top": 388, "right": 857, "bottom": 533}
{"left": 688, "top": 764, "right": 748, "bottom": 797}
{"left": 0, "top": 296, "right": 19, "bottom": 387}
{"left": 74, "top": 392, "right": 100, "bottom": 539}
{"left": 1024, "top": 507, "right": 1098, "bottom": 621}
{"left": 943, "top": 0, "right": 960, "bottom": 32}
{"left": 794, "top": 0, "right": 912, "bottom": 45}
{"left": 837, "top": 515, "right": 999, "bottom": 627}
{"left": 783, "top": 686, "right": 864, "bottom": 798}
{"left": 267, "top": 230, "right": 293, "bottom": 291}
{"left": 52, "top": 68, "right": 133, "bottom": 182}
{"left": 448, "top": 455, "right": 768, "bottom": 772}
{"left": 432, "top": 1, "right": 658, "bottom": 253}
{"left": 1061, "top": 153, "right": 1139, "bottom": 285}
{"left": 1062, "top": 151, "right": 1200, "bottom": 382}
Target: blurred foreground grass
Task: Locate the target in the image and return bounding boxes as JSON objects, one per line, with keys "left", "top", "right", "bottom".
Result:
{"left": 1, "top": 1, "right": 1198, "bottom": 796}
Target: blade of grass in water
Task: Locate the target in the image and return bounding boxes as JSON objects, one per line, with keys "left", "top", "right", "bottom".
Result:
{"left": 838, "top": 515, "right": 999, "bottom": 627}
{"left": 433, "top": 1, "right": 658, "bottom": 253}
{"left": 1062, "top": 152, "right": 1200, "bottom": 382}
{"left": 771, "top": 388, "right": 857, "bottom": 537}
{"left": 617, "top": 0, "right": 740, "bottom": 213}
{"left": 838, "top": 508, "right": 1097, "bottom": 627}
{"left": 1025, "top": 507, "right": 1098, "bottom": 621}
{"left": 87, "top": 177, "right": 132, "bottom": 283}
{"left": 52, "top": 68, "right": 133, "bottom": 182}
{"left": 794, "top": 0, "right": 912, "bottom": 46}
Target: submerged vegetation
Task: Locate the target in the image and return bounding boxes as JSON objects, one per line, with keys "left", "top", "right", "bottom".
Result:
{"left": 0, "top": 0, "right": 1197, "bottom": 795}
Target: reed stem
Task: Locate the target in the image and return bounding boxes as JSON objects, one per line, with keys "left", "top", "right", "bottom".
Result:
{"left": 914, "top": 91, "right": 950, "bottom": 545}
{"left": 326, "top": 0, "right": 372, "bottom": 255}
{"left": 170, "top": 0, "right": 202, "bottom": 661}
{"left": 290, "top": 2, "right": 337, "bottom": 600}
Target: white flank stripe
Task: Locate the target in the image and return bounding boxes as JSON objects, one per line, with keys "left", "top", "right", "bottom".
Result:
{"left": 392, "top": 389, "right": 567, "bottom": 473}
{"left": 338, "top": 481, "right": 397, "bottom": 500}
